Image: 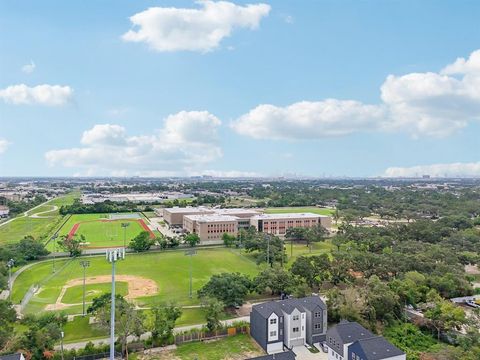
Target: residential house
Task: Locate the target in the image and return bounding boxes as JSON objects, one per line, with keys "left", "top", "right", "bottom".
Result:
{"left": 326, "top": 321, "right": 405, "bottom": 360}
{"left": 250, "top": 296, "right": 327, "bottom": 354}
{"left": 0, "top": 354, "right": 26, "bottom": 360}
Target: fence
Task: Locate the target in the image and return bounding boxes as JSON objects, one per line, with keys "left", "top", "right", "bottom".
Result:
{"left": 174, "top": 325, "right": 249, "bottom": 345}
{"left": 20, "top": 284, "right": 39, "bottom": 312}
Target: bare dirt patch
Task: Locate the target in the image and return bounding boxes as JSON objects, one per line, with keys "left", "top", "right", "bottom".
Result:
{"left": 45, "top": 275, "right": 158, "bottom": 311}
{"left": 465, "top": 264, "right": 480, "bottom": 275}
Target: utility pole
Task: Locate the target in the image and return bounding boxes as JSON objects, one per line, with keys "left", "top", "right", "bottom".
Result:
{"left": 106, "top": 248, "right": 125, "bottom": 360}
{"left": 80, "top": 260, "right": 90, "bottom": 317}
{"left": 121, "top": 222, "right": 130, "bottom": 248}
{"left": 7, "top": 258, "right": 14, "bottom": 301}
{"left": 184, "top": 249, "right": 197, "bottom": 298}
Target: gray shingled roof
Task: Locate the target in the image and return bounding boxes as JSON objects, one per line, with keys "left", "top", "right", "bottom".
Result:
{"left": 0, "top": 354, "right": 23, "bottom": 360}
{"left": 247, "top": 350, "right": 296, "bottom": 360}
{"left": 327, "top": 321, "right": 374, "bottom": 344}
{"left": 252, "top": 296, "right": 327, "bottom": 318}
{"left": 352, "top": 336, "right": 405, "bottom": 360}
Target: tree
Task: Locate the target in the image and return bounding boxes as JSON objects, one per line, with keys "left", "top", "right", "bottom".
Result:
{"left": 19, "top": 313, "right": 67, "bottom": 359}
{"left": 253, "top": 266, "right": 299, "bottom": 296}
{"left": 198, "top": 272, "right": 252, "bottom": 307}
{"left": 58, "top": 234, "right": 82, "bottom": 257}
{"left": 0, "top": 300, "right": 16, "bottom": 350}
{"left": 15, "top": 237, "right": 49, "bottom": 261}
{"left": 89, "top": 293, "right": 144, "bottom": 359}
{"left": 184, "top": 233, "right": 200, "bottom": 247}
{"left": 201, "top": 297, "right": 224, "bottom": 332}
{"left": 290, "top": 256, "right": 318, "bottom": 288}
{"left": 222, "top": 233, "right": 236, "bottom": 248}
{"left": 425, "top": 290, "right": 467, "bottom": 340}
{"left": 145, "top": 303, "right": 182, "bottom": 343}
{"left": 244, "top": 232, "right": 286, "bottom": 266}
{"left": 128, "top": 231, "right": 153, "bottom": 252}
{"left": 305, "top": 224, "right": 328, "bottom": 250}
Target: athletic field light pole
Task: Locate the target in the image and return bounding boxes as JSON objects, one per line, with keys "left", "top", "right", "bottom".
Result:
{"left": 106, "top": 248, "right": 125, "bottom": 360}
{"left": 121, "top": 222, "right": 130, "bottom": 248}
{"left": 7, "top": 258, "right": 14, "bottom": 301}
{"left": 184, "top": 249, "right": 197, "bottom": 298}
{"left": 80, "top": 260, "right": 90, "bottom": 317}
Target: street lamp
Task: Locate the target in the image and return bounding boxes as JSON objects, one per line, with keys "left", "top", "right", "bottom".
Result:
{"left": 80, "top": 260, "right": 90, "bottom": 317}
{"left": 184, "top": 249, "right": 197, "bottom": 298}
{"left": 106, "top": 248, "right": 125, "bottom": 360}
{"left": 7, "top": 258, "right": 14, "bottom": 301}
{"left": 121, "top": 223, "right": 130, "bottom": 248}
{"left": 60, "top": 331, "right": 65, "bottom": 360}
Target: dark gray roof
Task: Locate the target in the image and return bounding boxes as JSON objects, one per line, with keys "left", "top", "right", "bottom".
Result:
{"left": 351, "top": 336, "right": 405, "bottom": 360}
{"left": 247, "top": 350, "right": 296, "bottom": 360}
{"left": 327, "top": 321, "right": 374, "bottom": 345}
{"left": 252, "top": 296, "right": 327, "bottom": 318}
{"left": 0, "top": 354, "right": 23, "bottom": 360}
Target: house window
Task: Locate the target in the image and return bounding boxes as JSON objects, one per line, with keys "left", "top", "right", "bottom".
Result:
{"left": 314, "top": 311, "right": 322, "bottom": 318}
{"left": 270, "top": 331, "right": 277, "bottom": 337}
{"left": 292, "top": 315, "right": 299, "bottom": 321}
{"left": 293, "top": 327, "right": 299, "bottom": 333}
{"left": 314, "top": 323, "right": 322, "bottom": 330}
{"left": 270, "top": 318, "right": 277, "bottom": 325}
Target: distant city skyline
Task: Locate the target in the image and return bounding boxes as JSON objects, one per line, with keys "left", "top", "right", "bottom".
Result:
{"left": 2, "top": 1, "right": 480, "bottom": 178}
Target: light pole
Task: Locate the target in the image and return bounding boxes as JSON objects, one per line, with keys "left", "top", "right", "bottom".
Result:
{"left": 7, "top": 258, "right": 14, "bottom": 301}
{"left": 121, "top": 223, "right": 130, "bottom": 248}
{"left": 80, "top": 260, "right": 90, "bottom": 317}
{"left": 184, "top": 249, "right": 197, "bottom": 298}
{"left": 106, "top": 248, "right": 125, "bottom": 360}
{"left": 60, "top": 331, "right": 65, "bottom": 360}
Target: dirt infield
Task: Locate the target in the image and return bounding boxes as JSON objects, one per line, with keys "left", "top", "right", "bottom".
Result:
{"left": 67, "top": 218, "right": 155, "bottom": 240}
{"left": 45, "top": 275, "right": 158, "bottom": 311}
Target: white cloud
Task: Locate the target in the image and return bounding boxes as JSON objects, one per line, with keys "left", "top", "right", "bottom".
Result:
{"left": 0, "top": 139, "right": 10, "bottom": 154}
{"left": 122, "top": 0, "right": 271, "bottom": 52}
{"left": 0, "top": 84, "right": 73, "bottom": 106}
{"left": 21, "top": 61, "right": 36, "bottom": 74}
{"left": 233, "top": 49, "right": 480, "bottom": 140}
{"left": 106, "top": 107, "right": 130, "bottom": 118}
{"left": 383, "top": 162, "right": 480, "bottom": 178}
{"left": 45, "top": 111, "right": 223, "bottom": 176}
{"left": 232, "top": 100, "right": 386, "bottom": 140}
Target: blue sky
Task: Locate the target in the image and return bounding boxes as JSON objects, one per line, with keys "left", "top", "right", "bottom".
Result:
{"left": 1, "top": 0, "right": 480, "bottom": 177}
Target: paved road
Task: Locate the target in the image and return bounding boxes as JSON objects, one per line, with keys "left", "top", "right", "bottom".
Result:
{"left": 0, "top": 196, "right": 63, "bottom": 228}
{"left": 57, "top": 316, "right": 250, "bottom": 350}
{"left": 29, "top": 205, "right": 58, "bottom": 218}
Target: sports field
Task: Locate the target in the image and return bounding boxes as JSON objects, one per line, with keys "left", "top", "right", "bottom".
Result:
{"left": 0, "top": 192, "right": 79, "bottom": 244}
{"left": 12, "top": 247, "right": 260, "bottom": 315}
{"left": 48, "top": 213, "right": 158, "bottom": 250}
{"left": 265, "top": 206, "right": 335, "bottom": 216}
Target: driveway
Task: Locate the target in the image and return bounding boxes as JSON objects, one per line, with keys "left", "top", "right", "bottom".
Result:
{"left": 292, "top": 345, "right": 328, "bottom": 360}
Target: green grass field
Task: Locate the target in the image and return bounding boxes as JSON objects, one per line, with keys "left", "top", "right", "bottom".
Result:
{"left": 0, "top": 191, "right": 79, "bottom": 244}
{"left": 12, "top": 248, "right": 260, "bottom": 314}
{"left": 171, "top": 333, "right": 262, "bottom": 360}
{"left": 265, "top": 206, "right": 335, "bottom": 216}
{"left": 46, "top": 213, "right": 158, "bottom": 250}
